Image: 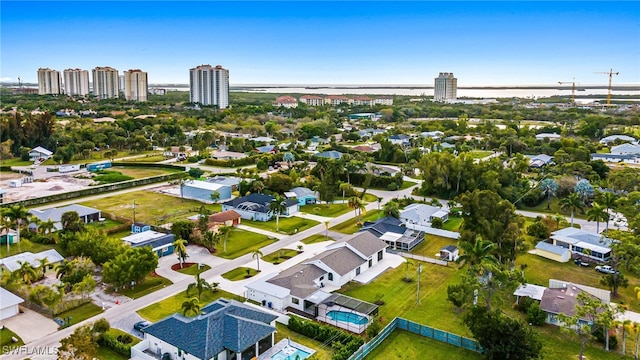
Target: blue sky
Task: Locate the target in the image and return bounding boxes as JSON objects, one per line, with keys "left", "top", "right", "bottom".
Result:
{"left": 1, "top": 1, "right": 639, "bottom": 85}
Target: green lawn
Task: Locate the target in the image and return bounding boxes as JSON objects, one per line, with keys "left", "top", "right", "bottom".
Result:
{"left": 300, "top": 203, "right": 351, "bottom": 217}
{"left": 465, "top": 150, "right": 493, "bottom": 160}
{"left": 86, "top": 218, "right": 124, "bottom": 232}
{"left": 56, "top": 302, "right": 103, "bottom": 328}
{"left": 275, "top": 323, "right": 335, "bottom": 360}
{"left": 123, "top": 155, "right": 171, "bottom": 163}
{"left": 330, "top": 210, "right": 381, "bottom": 234}
{"left": 301, "top": 234, "right": 334, "bottom": 244}
{"left": 0, "top": 328, "right": 24, "bottom": 354}
{"left": 0, "top": 239, "right": 62, "bottom": 258}
{"left": 262, "top": 249, "right": 300, "bottom": 264}
{"left": 0, "top": 158, "right": 32, "bottom": 167}
{"left": 137, "top": 289, "right": 244, "bottom": 322}
{"left": 409, "top": 235, "right": 458, "bottom": 259}
{"left": 519, "top": 197, "right": 587, "bottom": 220}
{"left": 177, "top": 264, "right": 211, "bottom": 276}
{"left": 221, "top": 267, "right": 261, "bottom": 281}
{"left": 110, "top": 273, "right": 173, "bottom": 299}
{"left": 364, "top": 329, "right": 483, "bottom": 360}
{"left": 216, "top": 229, "right": 277, "bottom": 259}
{"left": 80, "top": 191, "right": 221, "bottom": 225}
{"left": 441, "top": 217, "right": 463, "bottom": 232}
{"left": 242, "top": 217, "right": 319, "bottom": 235}
{"left": 111, "top": 166, "right": 179, "bottom": 178}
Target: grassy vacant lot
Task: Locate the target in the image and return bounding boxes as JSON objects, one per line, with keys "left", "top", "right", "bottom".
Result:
{"left": 110, "top": 166, "right": 179, "bottom": 178}
{"left": 466, "top": 150, "right": 493, "bottom": 159}
{"left": 86, "top": 218, "right": 124, "bottom": 232}
{"left": 409, "top": 235, "right": 458, "bottom": 259}
{"left": 137, "top": 289, "right": 244, "bottom": 322}
{"left": 81, "top": 191, "right": 220, "bottom": 225}
{"left": 0, "top": 158, "right": 32, "bottom": 167}
{"left": 519, "top": 197, "right": 587, "bottom": 220}
{"left": 57, "top": 302, "right": 103, "bottom": 328}
{"left": 177, "top": 263, "right": 211, "bottom": 276}
{"left": 275, "top": 323, "right": 335, "bottom": 360}
{"left": 262, "top": 249, "right": 299, "bottom": 264}
{"left": 301, "top": 234, "right": 333, "bottom": 244}
{"left": 221, "top": 267, "right": 260, "bottom": 281}
{"left": 0, "top": 239, "right": 62, "bottom": 258}
{"left": 441, "top": 217, "right": 463, "bottom": 232}
{"left": 216, "top": 229, "right": 277, "bottom": 259}
{"left": 330, "top": 210, "right": 381, "bottom": 234}
{"left": 243, "top": 217, "right": 319, "bottom": 235}
{"left": 300, "top": 203, "right": 351, "bottom": 217}
{"left": 364, "top": 329, "right": 483, "bottom": 360}
{"left": 0, "top": 328, "right": 24, "bottom": 353}
{"left": 110, "top": 273, "right": 173, "bottom": 299}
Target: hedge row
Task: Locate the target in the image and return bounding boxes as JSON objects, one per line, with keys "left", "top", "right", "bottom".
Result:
{"left": 204, "top": 154, "right": 261, "bottom": 167}
{"left": 98, "top": 331, "right": 135, "bottom": 356}
{"left": 348, "top": 172, "right": 404, "bottom": 189}
{"left": 1, "top": 172, "right": 185, "bottom": 208}
{"left": 288, "top": 316, "right": 364, "bottom": 360}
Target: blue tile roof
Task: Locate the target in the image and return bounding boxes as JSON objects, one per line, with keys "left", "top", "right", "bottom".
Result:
{"left": 143, "top": 299, "right": 277, "bottom": 359}
{"left": 360, "top": 217, "right": 406, "bottom": 237}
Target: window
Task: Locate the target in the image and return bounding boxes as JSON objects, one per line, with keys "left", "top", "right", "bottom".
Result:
{"left": 368, "top": 259, "right": 373, "bottom": 267}
{"left": 378, "top": 250, "right": 384, "bottom": 261}
{"left": 355, "top": 267, "right": 361, "bottom": 276}
{"left": 328, "top": 273, "right": 333, "bottom": 281}
{"left": 320, "top": 276, "right": 324, "bottom": 281}
{"left": 292, "top": 297, "right": 299, "bottom": 305}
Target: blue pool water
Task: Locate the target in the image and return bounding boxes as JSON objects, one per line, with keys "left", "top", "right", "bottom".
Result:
{"left": 326, "top": 310, "right": 368, "bottom": 325}
{"left": 271, "top": 347, "right": 311, "bottom": 360}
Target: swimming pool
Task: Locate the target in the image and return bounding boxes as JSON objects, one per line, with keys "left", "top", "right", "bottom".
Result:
{"left": 326, "top": 310, "right": 368, "bottom": 325}
{"left": 270, "top": 346, "right": 311, "bottom": 360}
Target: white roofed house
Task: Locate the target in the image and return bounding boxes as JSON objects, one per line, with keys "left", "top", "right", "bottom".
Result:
{"left": 0, "top": 287, "right": 24, "bottom": 320}
{"left": 549, "top": 227, "right": 613, "bottom": 262}
{"left": 535, "top": 133, "right": 561, "bottom": 141}
{"left": 611, "top": 143, "right": 640, "bottom": 155}
{"left": 399, "top": 204, "right": 449, "bottom": 229}
{"left": 599, "top": 135, "right": 637, "bottom": 145}
{"left": 0, "top": 249, "right": 64, "bottom": 273}
{"left": 28, "top": 146, "right": 53, "bottom": 162}
{"left": 29, "top": 204, "right": 101, "bottom": 232}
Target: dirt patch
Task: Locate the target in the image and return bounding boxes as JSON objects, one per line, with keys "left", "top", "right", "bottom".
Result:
{"left": 171, "top": 262, "right": 196, "bottom": 271}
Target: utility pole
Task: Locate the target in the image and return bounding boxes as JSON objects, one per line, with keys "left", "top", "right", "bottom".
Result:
{"left": 132, "top": 200, "right": 136, "bottom": 224}
{"left": 417, "top": 264, "right": 422, "bottom": 304}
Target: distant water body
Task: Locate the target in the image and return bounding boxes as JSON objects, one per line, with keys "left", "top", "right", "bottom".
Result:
{"left": 158, "top": 84, "right": 640, "bottom": 101}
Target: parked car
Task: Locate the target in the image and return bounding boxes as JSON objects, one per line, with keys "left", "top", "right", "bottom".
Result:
{"left": 574, "top": 259, "right": 590, "bottom": 267}
{"left": 134, "top": 321, "right": 151, "bottom": 332}
{"left": 595, "top": 265, "right": 619, "bottom": 275}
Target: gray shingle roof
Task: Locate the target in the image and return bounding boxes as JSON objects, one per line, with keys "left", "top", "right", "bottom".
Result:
{"left": 267, "top": 263, "right": 326, "bottom": 298}
{"left": 345, "top": 231, "right": 388, "bottom": 258}
{"left": 143, "top": 299, "right": 276, "bottom": 359}
{"left": 30, "top": 204, "right": 100, "bottom": 223}
{"left": 307, "top": 247, "right": 364, "bottom": 276}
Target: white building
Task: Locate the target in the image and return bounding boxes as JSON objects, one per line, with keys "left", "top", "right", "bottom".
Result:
{"left": 37, "top": 68, "right": 62, "bottom": 95}
{"left": 399, "top": 203, "right": 449, "bottom": 229}
{"left": 374, "top": 96, "right": 393, "bottom": 105}
{"left": 189, "top": 64, "right": 229, "bottom": 109}
{"left": 273, "top": 95, "right": 298, "bottom": 108}
{"left": 300, "top": 95, "right": 324, "bottom": 106}
{"left": 536, "top": 133, "right": 562, "bottom": 141}
{"left": 63, "top": 68, "right": 90, "bottom": 96}
{"left": 611, "top": 143, "right": 640, "bottom": 155}
{"left": 0, "top": 287, "right": 24, "bottom": 320}
{"left": 434, "top": 72, "right": 457, "bottom": 102}
{"left": 123, "top": 69, "right": 148, "bottom": 102}
{"left": 92, "top": 67, "right": 119, "bottom": 99}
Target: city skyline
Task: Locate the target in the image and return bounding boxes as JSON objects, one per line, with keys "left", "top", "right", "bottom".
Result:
{"left": 1, "top": 1, "right": 639, "bottom": 86}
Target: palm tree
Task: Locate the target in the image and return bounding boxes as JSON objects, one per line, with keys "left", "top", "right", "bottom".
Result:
{"left": 269, "top": 195, "right": 287, "bottom": 232}
{"left": 586, "top": 203, "right": 608, "bottom": 234}
{"left": 339, "top": 182, "right": 352, "bottom": 200}
{"left": 0, "top": 216, "right": 11, "bottom": 255}
{"left": 455, "top": 235, "right": 499, "bottom": 275}
{"left": 252, "top": 249, "right": 264, "bottom": 271}
{"left": 55, "top": 260, "right": 72, "bottom": 281}
{"left": 173, "top": 238, "right": 188, "bottom": 268}
{"left": 617, "top": 319, "right": 633, "bottom": 355}
{"left": 447, "top": 200, "right": 457, "bottom": 210}
{"left": 383, "top": 201, "right": 400, "bottom": 218}
{"left": 377, "top": 197, "right": 383, "bottom": 211}
{"left": 597, "top": 191, "right": 618, "bottom": 234}
{"left": 252, "top": 180, "right": 265, "bottom": 194}
{"left": 181, "top": 297, "right": 201, "bottom": 317}
{"left": 39, "top": 219, "right": 57, "bottom": 242}
{"left": 186, "top": 273, "right": 212, "bottom": 300}
{"left": 629, "top": 321, "right": 640, "bottom": 359}
{"left": 553, "top": 213, "right": 565, "bottom": 231}
{"left": 201, "top": 230, "right": 218, "bottom": 252}
{"left": 210, "top": 190, "right": 221, "bottom": 203}
{"left": 560, "top": 192, "right": 584, "bottom": 227}
{"left": 218, "top": 226, "right": 235, "bottom": 253}
{"left": 539, "top": 178, "right": 559, "bottom": 210}
{"left": 15, "top": 260, "right": 38, "bottom": 285}
{"left": 4, "top": 205, "right": 30, "bottom": 251}
{"left": 37, "top": 257, "right": 49, "bottom": 277}
{"left": 170, "top": 178, "right": 186, "bottom": 202}
{"left": 348, "top": 196, "right": 365, "bottom": 223}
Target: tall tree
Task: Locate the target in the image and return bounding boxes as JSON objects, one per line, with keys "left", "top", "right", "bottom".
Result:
{"left": 269, "top": 195, "right": 287, "bottom": 232}
{"left": 60, "top": 211, "right": 84, "bottom": 232}
{"left": 3, "top": 205, "right": 30, "bottom": 251}
{"left": 587, "top": 203, "right": 608, "bottom": 234}
{"left": 186, "top": 273, "right": 212, "bottom": 300}
{"left": 218, "top": 226, "right": 235, "bottom": 253}
{"left": 560, "top": 192, "right": 584, "bottom": 227}
{"left": 252, "top": 249, "right": 264, "bottom": 271}
{"left": 596, "top": 191, "right": 618, "bottom": 234}
{"left": 539, "top": 178, "right": 559, "bottom": 210}
{"left": 382, "top": 201, "right": 400, "bottom": 218}
{"left": 173, "top": 238, "right": 188, "bottom": 268}
{"left": 58, "top": 325, "right": 97, "bottom": 360}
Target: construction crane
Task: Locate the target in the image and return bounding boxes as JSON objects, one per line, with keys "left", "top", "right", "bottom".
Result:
{"left": 595, "top": 68, "right": 619, "bottom": 106}
{"left": 558, "top": 78, "right": 576, "bottom": 106}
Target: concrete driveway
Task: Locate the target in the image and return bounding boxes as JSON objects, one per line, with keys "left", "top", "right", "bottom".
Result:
{"left": 2, "top": 307, "right": 59, "bottom": 344}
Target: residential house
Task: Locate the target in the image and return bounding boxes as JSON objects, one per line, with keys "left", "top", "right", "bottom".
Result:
{"left": 28, "top": 146, "right": 53, "bottom": 162}
{"left": 0, "top": 287, "right": 24, "bottom": 321}
{"left": 131, "top": 298, "right": 278, "bottom": 360}
{"left": 315, "top": 150, "right": 343, "bottom": 160}
{"left": 300, "top": 95, "right": 324, "bottom": 106}
{"left": 245, "top": 232, "right": 386, "bottom": 315}
{"left": 399, "top": 204, "right": 449, "bottom": 230}
{"left": 273, "top": 95, "right": 298, "bottom": 108}
{"left": 165, "top": 146, "right": 196, "bottom": 158}
{"left": 611, "top": 143, "right": 640, "bottom": 155}
{"left": 255, "top": 145, "right": 276, "bottom": 154}
{"left": 30, "top": 204, "right": 101, "bottom": 232}
{"left": 348, "top": 113, "right": 381, "bottom": 121}
{"left": 284, "top": 187, "right": 318, "bottom": 205}
{"left": 359, "top": 217, "right": 425, "bottom": 251}
{"left": 420, "top": 131, "right": 444, "bottom": 140}
{"left": 0, "top": 249, "right": 64, "bottom": 273}
{"left": 388, "top": 134, "right": 410, "bottom": 146}
{"left": 182, "top": 180, "right": 232, "bottom": 203}
{"left": 251, "top": 136, "right": 276, "bottom": 143}
{"left": 207, "top": 210, "right": 241, "bottom": 228}
{"left": 439, "top": 142, "right": 456, "bottom": 150}
{"left": 590, "top": 152, "right": 640, "bottom": 164}
{"left": 211, "top": 150, "right": 248, "bottom": 161}
{"left": 535, "top": 133, "right": 562, "bottom": 141}
{"left": 528, "top": 154, "right": 554, "bottom": 168}
{"left": 548, "top": 227, "right": 612, "bottom": 262}
{"left": 221, "top": 193, "right": 299, "bottom": 221}
{"left": 324, "top": 95, "right": 352, "bottom": 106}
{"left": 353, "top": 96, "right": 374, "bottom": 106}
{"left": 599, "top": 135, "right": 637, "bottom": 145}
{"left": 121, "top": 230, "right": 175, "bottom": 258}
{"left": 374, "top": 96, "right": 393, "bottom": 105}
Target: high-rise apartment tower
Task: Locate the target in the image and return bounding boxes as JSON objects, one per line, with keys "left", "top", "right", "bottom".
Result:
{"left": 37, "top": 68, "right": 63, "bottom": 95}
{"left": 63, "top": 68, "right": 90, "bottom": 96}
{"left": 434, "top": 72, "right": 457, "bottom": 102}
{"left": 123, "top": 69, "right": 148, "bottom": 102}
{"left": 189, "top": 65, "right": 229, "bottom": 109}
{"left": 92, "top": 67, "right": 119, "bottom": 99}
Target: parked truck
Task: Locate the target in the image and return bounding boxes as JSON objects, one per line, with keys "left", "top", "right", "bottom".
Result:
{"left": 595, "top": 265, "right": 619, "bottom": 275}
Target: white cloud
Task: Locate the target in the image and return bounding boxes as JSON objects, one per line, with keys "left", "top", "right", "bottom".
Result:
{"left": 0, "top": 77, "right": 13, "bottom": 82}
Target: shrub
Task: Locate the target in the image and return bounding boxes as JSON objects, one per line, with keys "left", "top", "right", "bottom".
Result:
{"left": 256, "top": 159, "right": 268, "bottom": 171}
{"left": 98, "top": 330, "right": 136, "bottom": 356}
{"left": 386, "top": 182, "right": 398, "bottom": 191}
{"left": 188, "top": 168, "right": 205, "bottom": 178}
{"left": 92, "top": 318, "right": 110, "bottom": 334}
{"left": 288, "top": 316, "right": 364, "bottom": 360}
{"left": 515, "top": 296, "right": 534, "bottom": 313}
{"left": 431, "top": 217, "right": 444, "bottom": 229}
{"left": 526, "top": 302, "right": 546, "bottom": 326}
{"left": 92, "top": 171, "right": 134, "bottom": 184}
{"left": 527, "top": 221, "right": 550, "bottom": 240}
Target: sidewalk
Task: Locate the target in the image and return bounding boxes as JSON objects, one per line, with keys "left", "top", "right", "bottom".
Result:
{"left": 294, "top": 212, "right": 333, "bottom": 223}
{"left": 237, "top": 224, "right": 287, "bottom": 239}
